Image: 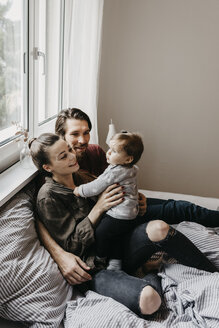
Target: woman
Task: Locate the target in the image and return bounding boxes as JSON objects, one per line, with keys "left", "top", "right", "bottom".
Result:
{"left": 30, "top": 133, "right": 217, "bottom": 318}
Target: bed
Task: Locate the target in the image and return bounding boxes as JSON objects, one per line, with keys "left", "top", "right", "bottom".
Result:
{"left": 1, "top": 181, "right": 219, "bottom": 328}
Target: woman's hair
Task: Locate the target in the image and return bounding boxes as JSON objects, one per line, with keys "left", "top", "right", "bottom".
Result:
{"left": 28, "top": 133, "right": 60, "bottom": 171}
{"left": 112, "top": 132, "right": 144, "bottom": 165}
{"left": 55, "top": 108, "right": 92, "bottom": 138}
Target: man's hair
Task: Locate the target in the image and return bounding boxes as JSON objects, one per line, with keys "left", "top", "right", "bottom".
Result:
{"left": 55, "top": 108, "right": 92, "bottom": 138}
{"left": 112, "top": 132, "right": 144, "bottom": 165}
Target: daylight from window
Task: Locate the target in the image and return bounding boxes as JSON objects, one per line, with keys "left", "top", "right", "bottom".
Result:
{"left": 0, "top": 0, "right": 25, "bottom": 144}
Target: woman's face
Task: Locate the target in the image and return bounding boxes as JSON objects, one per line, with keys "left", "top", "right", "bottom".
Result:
{"left": 64, "top": 119, "right": 90, "bottom": 158}
{"left": 43, "top": 139, "right": 79, "bottom": 176}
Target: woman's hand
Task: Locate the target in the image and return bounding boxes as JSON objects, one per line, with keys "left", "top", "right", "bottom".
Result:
{"left": 138, "top": 192, "right": 147, "bottom": 216}
{"left": 97, "top": 183, "right": 124, "bottom": 212}
{"left": 88, "top": 184, "right": 124, "bottom": 226}
{"left": 73, "top": 186, "right": 80, "bottom": 197}
{"left": 58, "top": 251, "right": 92, "bottom": 285}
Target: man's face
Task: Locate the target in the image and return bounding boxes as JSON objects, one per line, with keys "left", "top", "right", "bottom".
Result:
{"left": 64, "top": 119, "right": 90, "bottom": 158}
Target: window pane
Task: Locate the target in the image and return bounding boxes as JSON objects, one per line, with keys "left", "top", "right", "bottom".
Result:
{"left": 0, "top": 0, "right": 27, "bottom": 144}
{"left": 37, "top": 0, "right": 63, "bottom": 125}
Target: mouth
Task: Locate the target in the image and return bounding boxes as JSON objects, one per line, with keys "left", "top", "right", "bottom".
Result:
{"left": 74, "top": 144, "right": 88, "bottom": 152}
{"left": 69, "top": 162, "right": 79, "bottom": 168}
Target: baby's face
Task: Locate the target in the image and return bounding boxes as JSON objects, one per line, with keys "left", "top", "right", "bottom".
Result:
{"left": 106, "top": 140, "right": 133, "bottom": 165}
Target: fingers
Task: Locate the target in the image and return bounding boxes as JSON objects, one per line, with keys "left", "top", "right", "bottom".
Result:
{"left": 65, "top": 274, "right": 83, "bottom": 285}
{"left": 109, "top": 197, "right": 124, "bottom": 207}
{"left": 108, "top": 190, "right": 123, "bottom": 201}
{"left": 76, "top": 258, "right": 92, "bottom": 281}
{"left": 104, "top": 184, "right": 123, "bottom": 197}
{"left": 138, "top": 192, "right": 146, "bottom": 202}
{"left": 77, "top": 256, "right": 91, "bottom": 271}
{"left": 66, "top": 257, "right": 92, "bottom": 285}
{"left": 65, "top": 268, "right": 91, "bottom": 285}
{"left": 63, "top": 258, "right": 92, "bottom": 286}
{"left": 139, "top": 202, "right": 146, "bottom": 208}
{"left": 138, "top": 192, "right": 147, "bottom": 216}
{"left": 104, "top": 183, "right": 120, "bottom": 192}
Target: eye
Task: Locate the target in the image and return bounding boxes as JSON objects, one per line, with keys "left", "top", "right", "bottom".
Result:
{"left": 84, "top": 130, "right": 90, "bottom": 135}
{"left": 70, "top": 133, "right": 79, "bottom": 137}
{"left": 60, "top": 154, "right": 67, "bottom": 160}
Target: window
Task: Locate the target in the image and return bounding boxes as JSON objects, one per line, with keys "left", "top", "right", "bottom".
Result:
{"left": 0, "top": 0, "right": 64, "bottom": 172}
{"left": 0, "top": 0, "right": 28, "bottom": 169}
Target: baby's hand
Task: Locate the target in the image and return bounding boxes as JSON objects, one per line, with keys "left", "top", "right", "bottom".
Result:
{"left": 74, "top": 187, "right": 80, "bottom": 197}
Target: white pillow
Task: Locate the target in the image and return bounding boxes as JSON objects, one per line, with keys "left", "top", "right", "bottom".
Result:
{"left": 0, "top": 186, "right": 72, "bottom": 328}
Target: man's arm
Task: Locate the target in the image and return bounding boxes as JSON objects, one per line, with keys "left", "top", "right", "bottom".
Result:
{"left": 37, "top": 220, "right": 92, "bottom": 285}
{"left": 37, "top": 184, "right": 124, "bottom": 284}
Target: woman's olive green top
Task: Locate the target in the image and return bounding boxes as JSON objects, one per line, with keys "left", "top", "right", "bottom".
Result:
{"left": 36, "top": 171, "right": 106, "bottom": 270}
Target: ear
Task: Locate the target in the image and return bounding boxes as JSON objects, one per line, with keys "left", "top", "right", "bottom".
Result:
{"left": 125, "top": 156, "right": 134, "bottom": 164}
{"left": 42, "top": 163, "right": 52, "bottom": 173}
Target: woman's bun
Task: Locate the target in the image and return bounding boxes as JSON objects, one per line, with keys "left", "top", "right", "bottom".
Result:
{"left": 28, "top": 137, "right": 37, "bottom": 149}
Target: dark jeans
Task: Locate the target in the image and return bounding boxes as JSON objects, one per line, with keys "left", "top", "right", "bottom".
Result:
{"left": 87, "top": 198, "right": 219, "bottom": 316}
{"left": 96, "top": 198, "right": 219, "bottom": 260}
{"left": 89, "top": 270, "right": 162, "bottom": 318}
{"left": 145, "top": 198, "right": 219, "bottom": 227}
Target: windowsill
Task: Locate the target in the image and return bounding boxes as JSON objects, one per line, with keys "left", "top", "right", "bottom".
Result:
{"left": 0, "top": 161, "right": 38, "bottom": 207}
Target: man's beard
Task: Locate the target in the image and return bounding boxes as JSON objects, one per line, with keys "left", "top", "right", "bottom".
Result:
{"left": 76, "top": 148, "right": 87, "bottom": 163}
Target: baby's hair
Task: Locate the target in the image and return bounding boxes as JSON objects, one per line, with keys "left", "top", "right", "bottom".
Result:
{"left": 28, "top": 133, "right": 60, "bottom": 171}
{"left": 112, "top": 132, "right": 144, "bottom": 165}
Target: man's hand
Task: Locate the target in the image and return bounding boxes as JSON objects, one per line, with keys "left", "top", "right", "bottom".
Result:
{"left": 58, "top": 251, "right": 92, "bottom": 285}
{"left": 37, "top": 220, "right": 91, "bottom": 285}
{"left": 138, "top": 192, "right": 147, "bottom": 216}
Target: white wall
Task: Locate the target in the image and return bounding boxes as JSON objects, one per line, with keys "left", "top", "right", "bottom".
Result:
{"left": 98, "top": 0, "right": 219, "bottom": 198}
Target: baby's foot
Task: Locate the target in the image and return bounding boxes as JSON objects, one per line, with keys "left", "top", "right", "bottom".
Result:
{"left": 107, "top": 259, "right": 122, "bottom": 270}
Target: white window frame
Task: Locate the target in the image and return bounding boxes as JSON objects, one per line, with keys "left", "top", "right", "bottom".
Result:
{"left": 0, "top": 0, "right": 65, "bottom": 206}
{"left": 0, "top": 0, "right": 28, "bottom": 173}
{"left": 0, "top": 0, "right": 65, "bottom": 173}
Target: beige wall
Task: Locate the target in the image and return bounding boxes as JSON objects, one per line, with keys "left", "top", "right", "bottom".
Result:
{"left": 97, "top": 0, "right": 219, "bottom": 198}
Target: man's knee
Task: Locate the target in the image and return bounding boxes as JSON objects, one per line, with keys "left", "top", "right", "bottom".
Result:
{"left": 146, "top": 220, "right": 169, "bottom": 242}
{"left": 139, "top": 286, "right": 161, "bottom": 315}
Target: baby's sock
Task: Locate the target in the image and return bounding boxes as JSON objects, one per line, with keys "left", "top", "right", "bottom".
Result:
{"left": 107, "top": 259, "right": 122, "bottom": 271}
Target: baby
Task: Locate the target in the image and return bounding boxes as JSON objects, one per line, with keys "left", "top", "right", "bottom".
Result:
{"left": 74, "top": 132, "right": 144, "bottom": 270}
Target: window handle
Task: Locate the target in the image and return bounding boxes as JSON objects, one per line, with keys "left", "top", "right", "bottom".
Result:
{"left": 33, "top": 47, "right": 46, "bottom": 75}
{"left": 23, "top": 52, "right": 26, "bottom": 74}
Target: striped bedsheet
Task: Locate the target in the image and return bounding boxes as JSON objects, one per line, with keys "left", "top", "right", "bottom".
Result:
{"left": 64, "top": 222, "right": 219, "bottom": 328}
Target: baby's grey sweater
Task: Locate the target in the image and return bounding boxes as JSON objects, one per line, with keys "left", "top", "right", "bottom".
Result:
{"left": 78, "top": 164, "right": 139, "bottom": 220}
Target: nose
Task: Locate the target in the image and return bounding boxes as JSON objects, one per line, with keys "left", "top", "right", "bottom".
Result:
{"left": 78, "top": 135, "right": 86, "bottom": 144}
{"left": 69, "top": 150, "right": 76, "bottom": 160}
